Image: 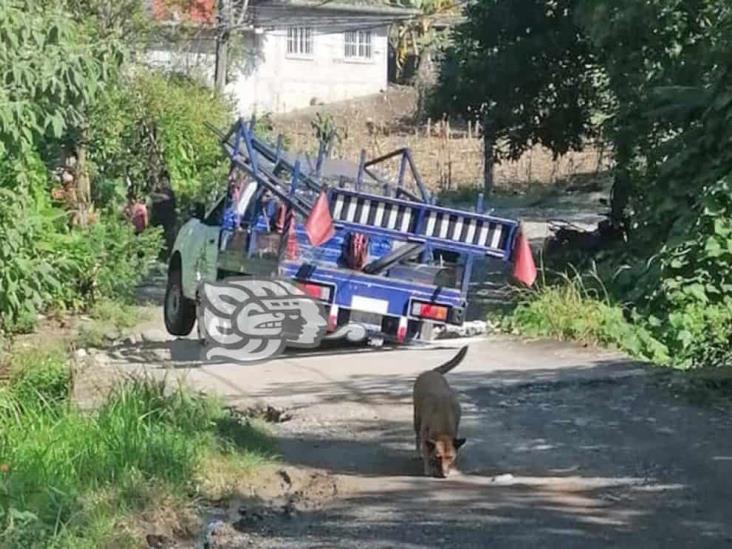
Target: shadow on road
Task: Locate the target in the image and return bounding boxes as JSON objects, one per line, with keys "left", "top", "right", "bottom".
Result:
{"left": 106, "top": 336, "right": 466, "bottom": 368}
{"left": 233, "top": 360, "right": 732, "bottom": 547}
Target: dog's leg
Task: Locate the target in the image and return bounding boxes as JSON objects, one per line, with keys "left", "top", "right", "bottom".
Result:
{"left": 422, "top": 456, "right": 431, "bottom": 477}
{"left": 413, "top": 406, "right": 421, "bottom": 456}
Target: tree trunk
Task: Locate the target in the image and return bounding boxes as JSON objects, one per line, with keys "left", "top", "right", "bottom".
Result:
{"left": 414, "top": 46, "right": 437, "bottom": 118}
{"left": 483, "top": 126, "right": 495, "bottom": 197}
{"left": 610, "top": 170, "right": 630, "bottom": 225}
{"left": 214, "top": 0, "right": 228, "bottom": 94}
{"left": 75, "top": 138, "right": 91, "bottom": 227}
{"left": 609, "top": 138, "right": 632, "bottom": 230}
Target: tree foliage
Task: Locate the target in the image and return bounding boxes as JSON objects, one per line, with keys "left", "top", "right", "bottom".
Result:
{"left": 62, "top": 0, "right": 150, "bottom": 42}
{"left": 0, "top": 0, "right": 123, "bottom": 158}
{"left": 570, "top": 1, "right": 732, "bottom": 366}
{"left": 390, "top": 0, "right": 456, "bottom": 81}
{"left": 0, "top": 0, "right": 162, "bottom": 333}
{"left": 432, "top": 0, "right": 602, "bottom": 170}
{"left": 575, "top": 0, "right": 729, "bottom": 228}
{"left": 448, "top": 0, "right": 732, "bottom": 367}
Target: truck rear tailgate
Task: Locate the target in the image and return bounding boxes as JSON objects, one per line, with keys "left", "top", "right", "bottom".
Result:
{"left": 279, "top": 260, "right": 465, "bottom": 325}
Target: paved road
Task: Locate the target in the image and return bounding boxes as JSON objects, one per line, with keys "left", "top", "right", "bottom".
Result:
{"left": 99, "top": 332, "right": 732, "bottom": 548}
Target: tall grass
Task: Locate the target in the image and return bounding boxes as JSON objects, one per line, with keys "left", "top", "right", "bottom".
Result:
{"left": 0, "top": 350, "right": 275, "bottom": 548}
{"left": 507, "top": 269, "right": 669, "bottom": 364}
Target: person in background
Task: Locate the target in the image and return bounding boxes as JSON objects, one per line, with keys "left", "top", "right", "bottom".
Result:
{"left": 149, "top": 170, "right": 177, "bottom": 260}
{"left": 258, "top": 189, "right": 281, "bottom": 232}
{"left": 124, "top": 189, "right": 149, "bottom": 235}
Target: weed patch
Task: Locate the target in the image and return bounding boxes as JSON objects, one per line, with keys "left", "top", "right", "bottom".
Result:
{"left": 507, "top": 272, "right": 669, "bottom": 364}
{"left": 0, "top": 351, "right": 275, "bottom": 548}
{"left": 76, "top": 300, "right": 150, "bottom": 347}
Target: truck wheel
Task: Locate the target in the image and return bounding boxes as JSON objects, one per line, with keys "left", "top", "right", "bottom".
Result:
{"left": 164, "top": 267, "right": 196, "bottom": 336}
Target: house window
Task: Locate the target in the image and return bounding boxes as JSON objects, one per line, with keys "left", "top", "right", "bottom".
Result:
{"left": 287, "top": 26, "right": 313, "bottom": 56}
{"left": 344, "top": 30, "right": 372, "bottom": 59}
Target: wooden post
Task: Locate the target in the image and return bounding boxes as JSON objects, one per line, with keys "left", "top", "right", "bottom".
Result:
{"left": 426, "top": 118, "right": 431, "bottom": 137}
{"left": 447, "top": 120, "right": 452, "bottom": 190}
{"left": 483, "top": 119, "right": 494, "bottom": 197}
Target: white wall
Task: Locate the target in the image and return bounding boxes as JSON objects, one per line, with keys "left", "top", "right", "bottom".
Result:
{"left": 145, "top": 36, "right": 217, "bottom": 86}
{"left": 228, "top": 25, "right": 389, "bottom": 115}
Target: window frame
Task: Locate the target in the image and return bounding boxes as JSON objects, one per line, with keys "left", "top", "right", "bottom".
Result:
{"left": 344, "top": 29, "right": 373, "bottom": 61}
{"left": 286, "top": 26, "right": 314, "bottom": 58}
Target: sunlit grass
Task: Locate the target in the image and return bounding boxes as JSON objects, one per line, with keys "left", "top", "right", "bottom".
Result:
{"left": 0, "top": 350, "right": 276, "bottom": 548}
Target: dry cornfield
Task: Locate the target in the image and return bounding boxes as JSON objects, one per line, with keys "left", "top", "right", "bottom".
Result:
{"left": 271, "top": 86, "right": 612, "bottom": 194}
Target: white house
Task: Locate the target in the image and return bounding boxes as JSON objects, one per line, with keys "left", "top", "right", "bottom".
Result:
{"left": 146, "top": 0, "right": 415, "bottom": 115}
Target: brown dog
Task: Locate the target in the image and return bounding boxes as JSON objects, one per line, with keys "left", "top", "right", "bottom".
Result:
{"left": 413, "top": 345, "right": 468, "bottom": 478}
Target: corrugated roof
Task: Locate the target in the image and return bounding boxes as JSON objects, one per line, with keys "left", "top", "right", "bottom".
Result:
{"left": 252, "top": 0, "right": 417, "bottom": 17}
{"left": 148, "top": 0, "right": 416, "bottom": 25}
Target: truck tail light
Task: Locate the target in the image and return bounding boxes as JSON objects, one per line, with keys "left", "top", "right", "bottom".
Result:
{"left": 410, "top": 301, "right": 449, "bottom": 322}
{"left": 296, "top": 282, "right": 332, "bottom": 302}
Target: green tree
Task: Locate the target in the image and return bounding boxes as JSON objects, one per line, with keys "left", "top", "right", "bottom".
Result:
{"left": 432, "top": 0, "right": 602, "bottom": 195}
{"left": 0, "top": 0, "right": 150, "bottom": 332}
{"left": 576, "top": 0, "right": 727, "bottom": 240}
{"left": 0, "top": 0, "right": 122, "bottom": 159}
{"left": 61, "top": 0, "right": 149, "bottom": 43}
{"left": 582, "top": 1, "right": 732, "bottom": 367}
{"left": 460, "top": 0, "right": 732, "bottom": 367}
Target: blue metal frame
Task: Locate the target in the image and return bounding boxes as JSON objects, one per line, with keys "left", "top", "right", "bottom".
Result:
{"left": 208, "top": 119, "right": 523, "bottom": 334}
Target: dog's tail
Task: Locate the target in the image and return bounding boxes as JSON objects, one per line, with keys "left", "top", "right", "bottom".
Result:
{"left": 433, "top": 345, "right": 468, "bottom": 375}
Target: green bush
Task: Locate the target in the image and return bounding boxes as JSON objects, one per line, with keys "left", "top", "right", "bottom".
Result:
{"left": 47, "top": 218, "right": 162, "bottom": 309}
{"left": 0, "top": 158, "right": 64, "bottom": 333}
{"left": 88, "top": 72, "right": 235, "bottom": 213}
{"left": 0, "top": 172, "right": 162, "bottom": 334}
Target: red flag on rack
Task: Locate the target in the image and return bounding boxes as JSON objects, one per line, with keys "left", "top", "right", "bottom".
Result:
{"left": 511, "top": 230, "right": 537, "bottom": 287}
{"left": 305, "top": 191, "right": 335, "bottom": 246}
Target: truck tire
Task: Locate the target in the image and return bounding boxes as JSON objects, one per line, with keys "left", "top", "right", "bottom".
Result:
{"left": 164, "top": 266, "right": 196, "bottom": 336}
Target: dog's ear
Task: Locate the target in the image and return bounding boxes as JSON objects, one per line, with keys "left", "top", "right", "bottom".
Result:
{"left": 425, "top": 440, "right": 436, "bottom": 452}
{"left": 453, "top": 438, "right": 466, "bottom": 450}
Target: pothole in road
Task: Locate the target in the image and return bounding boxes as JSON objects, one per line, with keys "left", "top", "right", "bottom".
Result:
{"left": 240, "top": 404, "right": 293, "bottom": 423}
{"left": 199, "top": 467, "right": 340, "bottom": 549}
